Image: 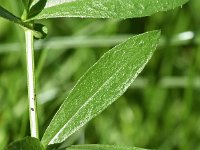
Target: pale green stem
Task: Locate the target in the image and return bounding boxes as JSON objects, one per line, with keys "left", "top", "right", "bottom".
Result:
{"left": 25, "top": 29, "right": 39, "bottom": 138}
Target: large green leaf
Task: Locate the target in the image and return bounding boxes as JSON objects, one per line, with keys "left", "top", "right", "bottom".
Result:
{"left": 31, "top": 0, "right": 188, "bottom": 20}
{"left": 41, "top": 30, "right": 160, "bottom": 146}
{"left": 67, "top": 145, "right": 148, "bottom": 150}
{"left": 6, "top": 137, "right": 44, "bottom": 150}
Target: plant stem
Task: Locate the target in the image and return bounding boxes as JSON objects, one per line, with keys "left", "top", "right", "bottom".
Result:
{"left": 25, "top": 29, "right": 39, "bottom": 138}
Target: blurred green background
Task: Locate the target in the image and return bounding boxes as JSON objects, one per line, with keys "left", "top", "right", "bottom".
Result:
{"left": 0, "top": 0, "right": 200, "bottom": 149}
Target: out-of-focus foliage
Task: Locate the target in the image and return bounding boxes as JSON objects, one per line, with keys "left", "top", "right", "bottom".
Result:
{"left": 0, "top": 0, "right": 200, "bottom": 150}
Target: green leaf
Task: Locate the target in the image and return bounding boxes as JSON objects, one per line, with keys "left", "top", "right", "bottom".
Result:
{"left": 22, "top": 0, "right": 33, "bottom": 11}
{"left": 0, "top": 5, "right": 22, "bottom": 24}
{"left": 41, "top": 30, "right": 160, "bottom": 146}
{"left": 0, "top": 5, "right": 47, "bottom": 39}
{"left": 67, "top": 145, "right": 148, "bottom": 150}
{"left": 6, "top": 137, "right": 44, "bottom": 150}
{"left": 31, "top": 0, "right": 188, "bottom": 20}
{"left": 28, "top": 0, "right": 47, "bottom": 18}
{"left": 33, "top": 23, "right": 48, "bottom": 39}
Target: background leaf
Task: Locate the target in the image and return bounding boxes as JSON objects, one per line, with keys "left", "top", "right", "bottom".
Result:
{"left": 66, "top": 144, "right": 148, "bottom": 150}
{"left": 6, "top": 137, "right": 44, "bottom": 150}
{"left": 41, "top": 30, "right": 160, "bottom": 146}
{"left": 31, "top": 0, "right": 188, "bottom": 20}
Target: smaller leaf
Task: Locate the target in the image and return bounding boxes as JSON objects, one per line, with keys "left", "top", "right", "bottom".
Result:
{"left": 6, "top": 137, "right": 44, "bottom": 150}
{"left": 0, "top": 5, "right": 48, "bottom": 39}
{"left": 22, "top": 0, "right": 33, "bottom": 11}
{"left": 28, "top": 0, "right": 47, "bottom": 19}
{"left": 33, "top": 23, "right": 48, "bottom": 39}
{"left": 0, "top": 5, "right": 22, "bottom": 24}
{"left": 67, "top": 145, "right": 148, "bottom": 150}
